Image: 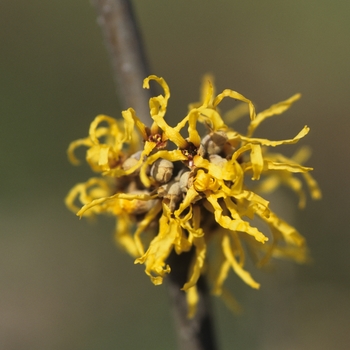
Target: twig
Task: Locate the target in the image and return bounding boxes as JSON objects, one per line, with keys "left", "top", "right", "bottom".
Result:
{"left": 91, "top": 1, "right": 218, "bottom": 349}
{"left": 167, "top": 249, "right": 218, "bottom": 350}
{"left": 91, "top": 0, "right": 151, "bottom": 123}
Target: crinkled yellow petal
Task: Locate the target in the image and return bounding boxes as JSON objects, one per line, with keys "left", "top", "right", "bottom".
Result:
{"left": 194, "top": 155, "right": 239, "bottom": 183}
{"left": 89, "top": 115, "right": 121, "bottom": 145}
{"left": 135, "top": 205, "right": 177, "bottom": 285}
{"left": 69, "top": 125, "right": 117, "bottom": 170}
{"left": 123, "top": 107, "right": 149, "bottom": 140}
{"left": 121, "top": 107, "right": 149, "bottom": 144}
{"left": 77, "top": 191, "right": 157, "bottom": 218}
{"left": 149, "top": 95, "right": 166, "bottom": 119}
{"left": 85, "top": 145, "right": 110, "bottom": 172}
{"left": 263, "top": 149, "right": 307, "bottom": 166}
{"left": 250, "top": 144, "right": 263, "bottom": 180}
{"left": 226, "top": 161, "right": 245, "bottom": 195}
{"left": 193, "top": 169, "right": 221, "bottom": 193}
{"left": 303, "top": 172, "right": 322, "bottom": 200}
{"left": 291, "top": 145, "right": 312, "bottom": 164}
{"left": 257, "top": 174, "right": 307, "bottom": 209}
{"left": 175, "top": 187, "right": 201, "bottom": 217}
{"left": 143, "top": 77, "right": 174, "bottom": 147}
{"left": 97, "top": 145, "right": 110, "bottom": 169}
{"left": 134, "top": 200, "right": 163, "bottom": 255}
{"left": 67, "top": 138, "right": 92, "bottom": 165}
{"left": 240, "top": 125, "right": 310, "bottom": 147}
{"left": 212, "top": 258, "right": 230, "bottom": 295}
{"left": 173, "top": 115, "right": 189, "bottom": 134}
{"left": 186, "top": 286, "right": 199, "bottom": 319}
{"left": 197, "top": 107, "right": 227, "bottom": 131}
{"left": 269, "top": 245, "right": 310, "bottom": 264}
{"left": 201, "top": 76, "right": 215, "bottom": 107}
{"left": 222, "top": 234, "right": 260, "bottom": 289}
{"left": 143, "top": 75, "right": 170, "bottom": 103}
{"left": 252, "top": 175, "right": 281, "bottom": 194}
{"left": 233, "top": 190, "right": 270, "bottom": 218}
{"left": 223, "top": 198, "right": 259, "bottom": 265}
{"left": 187, "top": 109, "right": 201, "bottom": 147}
{"left": 230, "top": 230, "right": 246, "bottom": 267}
{"left": 264, "top": 160, "right": 313, "bottom": 173}
{"left": 230, "top": 143, "right": 253, "bottom": 161}
{"left": 247, "top": 93, "right": 301, "bottom": 137}
{"left": 174, "top": 206, "right": 203, "bottom": 242}
{"left": 65, "top": 177, "right": 111, "bottom": 215}
{"left": 187, "top": 205, "right": 204, "bottom": 238}
{"left": 152, "top": 113, "right": 188, "bottom": 148}
{"left": 145, "top": 78, "right": 183, "bottom": 145}
{"left": 172, "top": 218, "right": 192, "bottom": 254}
{"left": 262, "top": 211, "right": 305, "bottom": 247}
{"left": 114, "top": 215, "right": 139, "bottom": 258}
{"left": 188, "top": 74, "right": 215, "bottom": 111}
{"left": 213, "top": 89, "right": 256, "bottom": 120}
{"left": 182, "top": 237, "right": 206, "bottom": 291}
{"left": 206, "top": 194, "right": 268, "bottom": 243}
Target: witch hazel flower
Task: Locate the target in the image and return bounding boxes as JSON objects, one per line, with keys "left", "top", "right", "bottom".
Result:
{"left": 66, "top": 75, "right": 321, "bottom": 316}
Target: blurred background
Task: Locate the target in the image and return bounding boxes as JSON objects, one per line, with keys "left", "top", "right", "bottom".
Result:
{"left": 1, "top": 0, "right": 349, "bottom": 349}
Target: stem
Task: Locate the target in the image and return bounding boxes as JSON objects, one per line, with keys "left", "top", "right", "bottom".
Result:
{"left": 91, "top": 0, "right": 151, "bottom": 123}
{"left": 91, "top": 1, "right": 218, "bottom": 349}
{"left": 167, "top": 249, "right": 218, "bottom": 350}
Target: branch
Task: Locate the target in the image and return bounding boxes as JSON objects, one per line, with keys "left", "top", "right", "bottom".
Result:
{"left": 91, "top": 0, "right": 151, "bottom": 123}
{"left": 167, "top": 249, "right": 218, "bottom": 350}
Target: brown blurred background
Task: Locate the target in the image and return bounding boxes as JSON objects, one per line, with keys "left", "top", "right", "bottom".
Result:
{"left": 1, "top": 1, "right": 349, "bottom": 349}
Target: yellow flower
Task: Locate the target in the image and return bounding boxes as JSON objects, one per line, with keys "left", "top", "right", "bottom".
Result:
{"left": 66, "top": 75, "right": 321, "bottom": 317}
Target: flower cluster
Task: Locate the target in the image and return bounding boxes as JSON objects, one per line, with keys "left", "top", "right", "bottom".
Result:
{"left": 66, "top": 75, "right": 321, "bottom": 316}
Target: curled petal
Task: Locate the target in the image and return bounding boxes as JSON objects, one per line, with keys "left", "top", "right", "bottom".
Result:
{"left": 89, "top": 115, "right": 120, "bottom": 145}
{"left": 247, "top": 93, "right": 301, "bottom": 137}
{"left": 187, "top": 109, "right": 201, "bottom": 147}
{"left": 65, "top": 178, "right": 111, "bottom": 215}
{"left": 134, "top": 205, "right": 178, "bottom": 285}
{"left": 303, "top": 172, "right": 322, "bottom": 200}
{"left": 182, "top": 237, "right": 206, "bottom": 291}
{"left": 213, "top": 89, "right": 256, "bottom": 120}
{"left": 77, "top": 191, "right": 157, "bottom": 218}
{"left": 240, "top": 125, "right": 310, "bottom": 147}
{"left": 222, "top": 234, "right": 260, "bottom": 289}
{"left": 207, "top": 194, "right": 268, "bottom": 243}
{"left": 67, "top": 137, "right": 92, "bottom": 165}
{"left": 250, "top": 144, "right": 264, "bottom": 180}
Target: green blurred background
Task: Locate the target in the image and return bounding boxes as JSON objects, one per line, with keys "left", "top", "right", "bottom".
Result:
{"left": 1, "top": 1, "right": 349, "bottom": 349}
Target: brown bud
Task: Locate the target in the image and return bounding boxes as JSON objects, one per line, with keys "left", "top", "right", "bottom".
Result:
{"left": 122, "top": 151, "right": 143, "bottom": 172}
{"left": 150, "top": 158, "right": 174, "bottom": 183}
{"left": 201, "top": 131, "right": 228, "bottom": 155}
{"left": 158, "top": 180, "right": 182, "bottom": 211}
{"left": 209, "top": 154, "right": 228, "bottom": 167}
{"left": 179, "top": 171, "right": 191, "bottom": 193}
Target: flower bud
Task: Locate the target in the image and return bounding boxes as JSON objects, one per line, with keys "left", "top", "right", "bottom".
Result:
{"left": 122, "top": 151, "right": 143, "bottom": 172}
{"left": 150, "top": 158, "right": 174, "bottom": 183}
{"left": 158, "top": 180, "right": 182, "bottom": 211}
{"left": 201, "top": 131, "right": 228, "bottom": 155}
{"left": 179, "top": 170, "right": 191, "bottom": 193}
{"left": 209, "top": 154, "right": 227, "bottom": 167}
